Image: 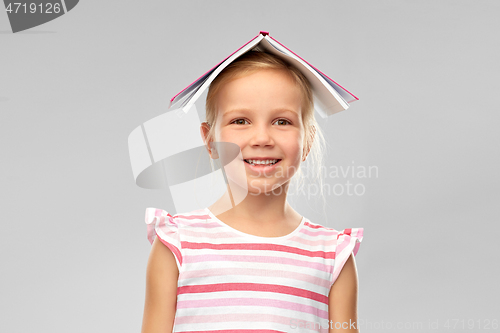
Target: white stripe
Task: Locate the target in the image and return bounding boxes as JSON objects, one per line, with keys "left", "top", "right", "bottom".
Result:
{"left": 182, "top": 247, "right": 334, "bottom": 263}
{"left": 174, "top": 320, "right": 322, "bottom": 333}
{"left": 178, "top": 289, "right": 329, "bottom": 305}
{"left": 180, "top": 261, "right": 332, "bottom": 279}
{"left": 179, "top": 274, "right": 328, "bottom": 294}
{"left": 175, "top": 305, "right": 327, "bottom": 319}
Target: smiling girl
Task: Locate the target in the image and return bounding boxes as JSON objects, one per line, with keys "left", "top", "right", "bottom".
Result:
{"left": 142, "top": 45, "right": 363, "bottom": 333}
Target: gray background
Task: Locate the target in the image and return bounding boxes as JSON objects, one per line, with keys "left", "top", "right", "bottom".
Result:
{"left": 1, "top": 1, "right": 499, "bottom": 332}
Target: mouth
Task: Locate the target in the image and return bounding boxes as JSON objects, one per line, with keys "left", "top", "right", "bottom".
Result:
{"left": 243, "top": 159, "right": 282, "bottom": 172}
{"left": 243, "top": 159, "right": 281, "bottom": 166}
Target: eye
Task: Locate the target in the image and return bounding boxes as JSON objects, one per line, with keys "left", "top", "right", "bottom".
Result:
{"left": 231, "top": 118, "right": 249, "bottom": 125}
{"left": 274, "top": 118, "right": 292, "bottom": 126}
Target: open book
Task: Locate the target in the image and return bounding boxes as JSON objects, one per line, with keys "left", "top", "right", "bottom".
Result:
{"left": 169, "top": 31, "right": 358, "bottom": 118}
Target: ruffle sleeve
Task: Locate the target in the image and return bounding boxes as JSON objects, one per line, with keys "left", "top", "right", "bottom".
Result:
{"left": 331, "top": 228, "right": 364, "bottom": 287}
{"left": 145, "top": 207, "right": 182, "bottom": 270}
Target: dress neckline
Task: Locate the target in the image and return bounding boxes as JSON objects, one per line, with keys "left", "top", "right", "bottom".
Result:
{"left": 205, "top": 207, "right": 306, "bottom": 241}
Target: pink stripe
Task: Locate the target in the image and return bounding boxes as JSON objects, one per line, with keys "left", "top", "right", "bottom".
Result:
{"left": 177, "top": 297, "right": 328, "bottom": 319}
{"left": 182, "top": 229, "right": 237, "bottom": 238}
{"left": 175, "top": 213, "right": 211, "bottom": 220}
{"left": 185, "top": 222, "right": 220, "bottom": 228}
{"left": 304, "top": 222, "right": 329, "bottom": 230}
{"left": 185, "top": 220, "right": 338, "bottom": 242}
{"left": 352, "top": 228, "right": 364, "bottom": 239}
{"left": 335, "top": 237, "right": 351, "bottom": 255}
{"left": 183, "top": 254, "right": 332, "bottom": 272}
{"left": 178, "top": 283, "right": 328, "bottom": 304}
{"left": 170, "top": 33, "right": 261, "bottom": 103}
{"left": 290, "top": 234, "right": 332, "bottom": 248}
{"left": 180, "top": 267, "right": 331, "bottom": 289}
{"left": 353, "top": 242, "right": 361, "bottom": 256}
{"left": 268, "top": 35, "right": 359, "bottom": 102}
{"left": 300, "top": 228, "right": 337, "bottom": 237}
{"left": 182, "top": 241, "right": 335, "bottom": 259}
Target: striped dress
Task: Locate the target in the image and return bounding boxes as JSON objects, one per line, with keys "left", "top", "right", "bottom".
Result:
{"left": 145, "top": 207, "right": 363, "bottom": 333}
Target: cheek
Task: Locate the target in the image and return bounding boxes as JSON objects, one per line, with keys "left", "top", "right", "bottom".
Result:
{"left": 282, "top": 136, "right": 303, "bottom": 161}
{"left": 218, "top": 131, "right": 239, "bottom": 145}
{"left": 216, "top": 130, "right": 245, "bottom": 155}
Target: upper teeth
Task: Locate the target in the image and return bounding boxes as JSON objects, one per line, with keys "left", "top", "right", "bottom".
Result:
{"left": 246, "top": 159, "right": 278, "bottom": 165}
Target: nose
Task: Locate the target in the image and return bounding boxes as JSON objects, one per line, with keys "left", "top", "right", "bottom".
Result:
{"left": 248, "top": 122, "right": 275, "bottom": 147}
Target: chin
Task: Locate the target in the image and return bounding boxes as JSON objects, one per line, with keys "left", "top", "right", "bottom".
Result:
{"left": 247, "top": 180, "right": 288, "bottom": 196}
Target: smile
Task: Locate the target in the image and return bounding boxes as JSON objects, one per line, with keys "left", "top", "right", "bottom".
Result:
{"left": 244, "top": 159, "right": 281, "bottom": 166}
{"left": 243, "top": 159, "right": 282, "bottom": 172}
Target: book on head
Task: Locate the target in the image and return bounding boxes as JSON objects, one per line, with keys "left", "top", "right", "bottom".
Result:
{"left": 169, "top": 31, "right": 358, "bottom": 118}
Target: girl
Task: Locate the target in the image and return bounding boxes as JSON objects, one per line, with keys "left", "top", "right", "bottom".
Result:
{"left": 141, "top": 49, "right": 363, "bottom": 333}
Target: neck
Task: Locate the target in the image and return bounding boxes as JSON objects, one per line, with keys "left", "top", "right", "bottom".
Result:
{"left": 208, "top": 179, "right": 296, "bottom": 224}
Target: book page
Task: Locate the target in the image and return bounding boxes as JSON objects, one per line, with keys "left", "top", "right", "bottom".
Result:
{"left": 262, "top": 37, "right": 348, "bottom": 116}
{"left": 169, "top": 34, "right": 264, "bottom": 112}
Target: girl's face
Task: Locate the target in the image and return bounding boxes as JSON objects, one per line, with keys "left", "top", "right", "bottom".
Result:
{"left": 211, "top": 68, "right": 306, "bottom": 194}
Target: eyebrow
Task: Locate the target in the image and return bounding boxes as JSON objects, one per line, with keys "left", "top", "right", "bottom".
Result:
{"left": 223, "top": 108, "right": 299, "bottom": 117}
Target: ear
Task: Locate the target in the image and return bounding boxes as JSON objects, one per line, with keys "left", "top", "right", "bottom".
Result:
{"left": 200, "top": 122, "right": 218, "bottom": 159}
{"left": 302, "top": 125, "right": 316, "bottom": 162}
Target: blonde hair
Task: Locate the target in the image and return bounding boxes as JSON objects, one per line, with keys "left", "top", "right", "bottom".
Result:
{"left": 204, "top": 51, "right": 327, "bottom": 199}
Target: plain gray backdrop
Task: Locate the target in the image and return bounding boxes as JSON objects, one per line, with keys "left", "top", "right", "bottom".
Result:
{"left": 1, "top": 1, "right": 499, "bottom": 332}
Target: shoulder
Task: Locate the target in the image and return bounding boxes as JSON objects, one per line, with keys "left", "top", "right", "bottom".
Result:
{"left": 144, "top": 207, "right": 211, "bottom": 270}
{"left": 298, "top": 220, "right": 344, "bottom": 252}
